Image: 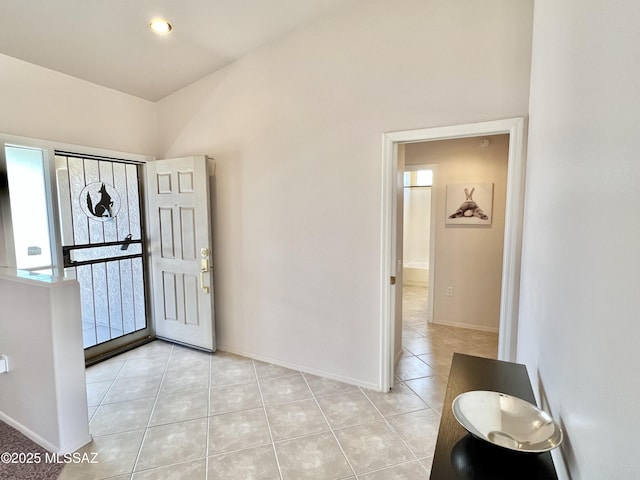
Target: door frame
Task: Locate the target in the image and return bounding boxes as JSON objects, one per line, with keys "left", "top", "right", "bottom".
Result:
{"left": 380, "top": 117, "right": 526, "bottom": 391}
{"left": 402, "top": 163, "right": 437, "bottom": 323}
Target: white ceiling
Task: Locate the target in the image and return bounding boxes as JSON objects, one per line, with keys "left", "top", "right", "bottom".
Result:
{"left": 0, "top": 0, "right": 356, "bottom": 101}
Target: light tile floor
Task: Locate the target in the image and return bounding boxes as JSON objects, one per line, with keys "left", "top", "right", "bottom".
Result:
{"left": 61, "top": 286, "right": 497, "bottom": 480}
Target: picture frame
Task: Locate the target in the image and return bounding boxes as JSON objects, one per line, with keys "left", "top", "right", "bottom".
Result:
{"left": 445, "top": 182, "right": 493, "bottom": 225}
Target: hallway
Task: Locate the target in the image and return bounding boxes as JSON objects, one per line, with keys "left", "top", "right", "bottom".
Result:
{"left": 399, "top": 286, "right": 498, "bottom": 413}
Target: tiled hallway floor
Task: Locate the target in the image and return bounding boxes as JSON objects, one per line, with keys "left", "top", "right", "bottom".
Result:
{"left": 61, "top": 286, "right": 497, "bottom": 480}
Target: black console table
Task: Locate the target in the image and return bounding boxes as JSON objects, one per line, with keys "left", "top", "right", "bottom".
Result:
{"left": 429, "top": 353, "right": 558, "bottom": 480}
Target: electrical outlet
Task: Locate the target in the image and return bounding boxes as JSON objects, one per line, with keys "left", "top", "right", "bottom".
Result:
{"left": 446, "top": 286, "right": 453, "bottom": 296}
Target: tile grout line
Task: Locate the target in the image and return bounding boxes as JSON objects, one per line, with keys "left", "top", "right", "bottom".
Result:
{"left": 129, "top": 344, "right": 173, "bottom": 476}
{"left": 359, "top": 385, "right": 423, "bottom": 467}
{"left": 122, "top": 458, "right": 205, "bottom": 480}
{"left": 372, "top": 290, "right": 448, "bottom": 474}
{"left": 300, "top": 372, "right": 359, "bottom": 480}
{"left": 251, "top": 359, "right": 285, "bottom": 480}
{"left": 400, "top": 289, "right": 496, "bottom": 477}
{"left": 398, "top": 305, "right": 451, "bottom": 471}
{"left": 402, "top": 379, "right": 443, "bottom": 414}
{"left": 87, "top": 348, "right": 169, "bottom": 417}
{"left": 86, "top": 354, "right": 129, "bottom": 419}
{"left": 79, "top": 356, "right": 129, "bottom": 479}
{"left": 356, "top": 457, "right": 430, "bottom": 478}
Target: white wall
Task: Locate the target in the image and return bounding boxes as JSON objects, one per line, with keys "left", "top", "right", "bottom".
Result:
{"left": 0, "top": 54, "right": 157, "bottom": 156}
{"left": 405, "top": 135, "right": 509, "bottom": 331}
{"left": 157, "top": 0, "right": 533, "bottom": 387}
{"left": 519, "top": 0, "right": 640, "bottom": 478}
{"left": 0, "top": 271, "right": 90, "bottom": 453}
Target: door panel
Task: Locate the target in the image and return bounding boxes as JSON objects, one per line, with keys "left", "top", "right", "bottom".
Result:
{"left": 147, "top": 156, "right": 215, "bottom": 351}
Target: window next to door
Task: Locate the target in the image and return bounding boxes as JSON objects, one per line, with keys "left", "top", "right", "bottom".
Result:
{"left": 1, "top": 145, "right": 55, "bottom": 273}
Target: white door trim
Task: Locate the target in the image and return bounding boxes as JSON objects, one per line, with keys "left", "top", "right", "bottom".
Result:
{"left": 380, "top": 117, "right": 526, "bottom": 391}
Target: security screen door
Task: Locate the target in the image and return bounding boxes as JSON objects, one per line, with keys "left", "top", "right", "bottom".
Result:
{"left": 146, "top": 156, "right": 216, "bottom": 351}
{"left": 56, "top": 152, "right": 150, "bottom": 359}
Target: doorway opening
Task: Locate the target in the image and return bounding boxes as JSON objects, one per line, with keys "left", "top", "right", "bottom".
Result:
{"left": 402, "top": 166, "right": 435, "bottom": 328}
{"left": 1, "top": 134, "right": 216, "bottom": 365}
{"left": 380, "top": 118, "right": 526, "bottom": 391}
{"left": 55, "top": 151, "right": 152, "bottom": 362}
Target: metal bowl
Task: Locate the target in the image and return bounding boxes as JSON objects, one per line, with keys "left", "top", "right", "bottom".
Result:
{"left": 452, "top": 390, "right": 563, "bottom": 453}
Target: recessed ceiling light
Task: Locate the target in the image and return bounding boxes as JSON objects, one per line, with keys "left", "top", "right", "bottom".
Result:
{"left": 149, "top": 18, "right": 173, "bottom": 34}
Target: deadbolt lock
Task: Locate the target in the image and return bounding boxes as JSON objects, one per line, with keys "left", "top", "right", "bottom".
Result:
{"left": 200, "top": 247, "right": 211, "bottom": 257}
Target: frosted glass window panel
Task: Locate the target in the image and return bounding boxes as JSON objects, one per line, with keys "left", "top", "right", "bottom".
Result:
{"left": 92, "top": 263, "right": 109, "bottom": 328}
{"left": 77, "top": 265, "right": 97, "bottom": 348}
{"left": 5, "top": 146, "right": 53, "bottom": 269}
{"left": 67, "top": 157, "right": 90, "bottom": 245}
{"left": 106, "top": 261, "right": 124, "bottom": 338}
{"left": 83, "top": 326, "right": 97, "bottom": 350}
{"left": 92, "top": 263, "right": 111, "bottom": 345}
{"left": 132, "top": 257, "right": 146, "bottom": 330}
{"left": 126, "top": 164, "right": 142, "bottom": 239}
{"left": 83, "top": 159, "right": 105, "bottom": 244}
{"left": 120, "top": 259, "right": 136, "bottom": 334}
{"left": 113, "top": 163, "right": 132, "bottom": 241}
{"left": 99, "top": 160, "right": 118, "bottom": 243}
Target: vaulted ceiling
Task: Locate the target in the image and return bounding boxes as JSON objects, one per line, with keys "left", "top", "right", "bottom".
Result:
{"left": 0, "top": 0, "right": 357, "bottom": 101}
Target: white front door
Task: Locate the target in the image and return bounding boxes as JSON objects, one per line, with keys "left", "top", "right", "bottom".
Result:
{"left": 146, "top": 156, "right": 216, "bottom": 351}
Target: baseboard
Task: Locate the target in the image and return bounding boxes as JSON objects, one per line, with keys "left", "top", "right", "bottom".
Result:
{"left": 216, "top": 345, "right": 381, "bottom": 392}
{"left": 57, "top": 435, "right": 94, "bottom": 455}
{"left": 0, "top": 412, "right": 92, "bottom": 454}
{"left": 0, "top": 411, "right": 59, "bottom": 452}
{"left": 1, "top": 412, "right": 50, "bottom": 453}
{"left": 431, "top": 319, "right": 499, "bottom": 333}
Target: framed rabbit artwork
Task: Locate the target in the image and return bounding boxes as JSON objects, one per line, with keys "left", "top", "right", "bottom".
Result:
{"left": 445, "top": 182, "right": 494, "bottom": 225}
